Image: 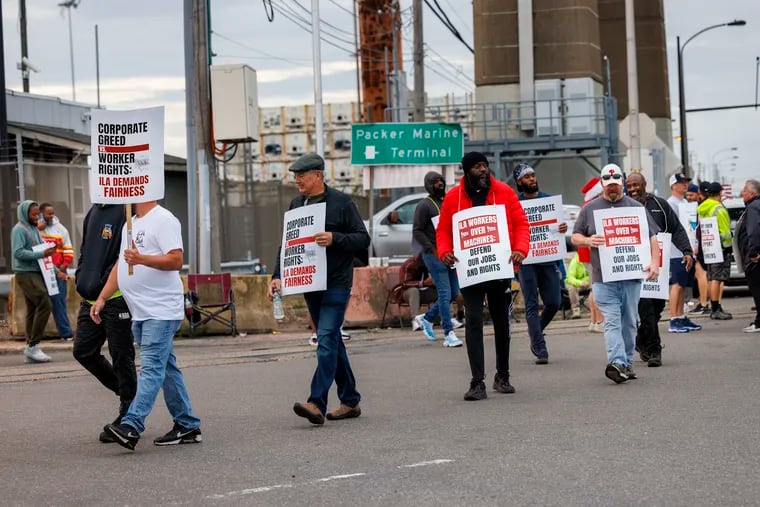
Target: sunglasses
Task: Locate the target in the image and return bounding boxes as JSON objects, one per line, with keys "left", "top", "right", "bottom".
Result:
{"left": 601, "top": 173, "right": 622, "bottom": 181}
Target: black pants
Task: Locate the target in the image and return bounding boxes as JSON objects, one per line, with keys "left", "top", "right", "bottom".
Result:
{"left": 73, "top": 297, "right": 137, "bottom": 405}
{"left": 747, "top": 264, "right": 760, "bottom": 326}
{"left": 460, "top": 279, "right": 512, "bottom": 382}
{"left": 636, "top": 297, "right": 666, "bottom": 355}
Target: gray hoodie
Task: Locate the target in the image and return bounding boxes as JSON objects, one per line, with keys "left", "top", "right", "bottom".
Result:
{"left": 412, "top": 171, "right": 445, "bottom": 254}
{"left": 11, "top": 200, "right": 45, "bottom": 273}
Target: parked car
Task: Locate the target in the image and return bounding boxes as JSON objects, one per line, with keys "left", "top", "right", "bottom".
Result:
{"left": 365, "top": 193, "right": 427, "bottom": 258}
{"left": 724, "top": 197, "right": 746, "bottom": 285}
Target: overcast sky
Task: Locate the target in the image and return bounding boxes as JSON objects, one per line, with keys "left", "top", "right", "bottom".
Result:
{"left": 2, "top": 0, "right": 758, "bottom": 188}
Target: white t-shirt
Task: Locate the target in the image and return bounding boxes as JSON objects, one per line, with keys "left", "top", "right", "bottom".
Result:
{"left": 118, "top": 205, "right": 184, "bottom": 321}
{"left": 667, "top": 195, "right": 686, "bottom": 259}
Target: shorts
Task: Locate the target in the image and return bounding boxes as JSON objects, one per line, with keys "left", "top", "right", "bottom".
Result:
{"left": 706, "top": 258, "right": 731, "bottom": 282}
{"left": 669, "top": 258, "right": 693, "bottom": 287}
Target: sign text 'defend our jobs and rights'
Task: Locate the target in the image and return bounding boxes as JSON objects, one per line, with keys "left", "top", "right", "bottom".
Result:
{"left": 350, "top": 122, "right": 463, "bottom": 166}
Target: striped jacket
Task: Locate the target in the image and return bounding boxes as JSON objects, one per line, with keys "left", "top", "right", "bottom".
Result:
{"left": 39, "top": 216, "right": 74, "bottom": 270}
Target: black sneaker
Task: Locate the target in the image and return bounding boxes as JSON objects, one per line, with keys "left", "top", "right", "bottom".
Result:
{"left": 604, "top": 363, "right": 629, "bottom": 384}
{"left": 530, "top": 343, "right": 549, "bottom": 364}
{"left": 639, "top": 350, "right": 651, "bottom": 362}
{"left": 710, "top": 309, "right": 733, "bottom": 320}
{"left": 493, "top": 373, "right": 516, "bottom": 394}
{"left": 691, "top": 304, "right": 710, "bottom": 315}
{"left": 100, "top": 402, "right": 131, "bottom": 444}
{"left": 104, "top": 423, "right": 140, "bottom": 451}
{"left": 464, "top": 380, "right": 487, "bottom": 401}
{"left": 153, "top": 423, "right": 202, "bottom": 446}
{"left": 647, "top": 351, "right": 662, "bottom": 367}
{"left": 624, "top": 365, "right": 637, "bottom": 380}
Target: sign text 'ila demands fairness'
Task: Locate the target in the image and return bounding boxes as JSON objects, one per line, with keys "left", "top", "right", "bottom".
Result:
{"left": 89, "top": 107, "right": 165, "bottom": 204}
{"left": 279, "top": 203, "right": 327, "bottom": 296}
{"left": 453, "top": 205, "right": 513, "bottom": 288}
{"left": 521, "top": 195, "right": 566, "bottom": 264}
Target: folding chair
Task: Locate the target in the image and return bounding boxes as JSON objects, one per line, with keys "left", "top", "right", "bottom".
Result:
{"left": 187, "top": 273, "right": 238, "bottom": 336}
{"left": 380, "top": 266, "right": 406, "bottom": 328}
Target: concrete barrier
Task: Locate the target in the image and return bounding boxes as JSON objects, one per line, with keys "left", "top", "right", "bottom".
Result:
{"left": 8, "top": 268, "right": 526, "bottom": 337}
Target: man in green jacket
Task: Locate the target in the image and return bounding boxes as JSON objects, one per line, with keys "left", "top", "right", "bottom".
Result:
{"left": 11, "top": 200, "right": 57, "bottom": 363}
{"left": 697, "top": 182, "right": 733, "bottom": 320}
{"left": 565, "top": 253, "right": 591, "bottom": 319}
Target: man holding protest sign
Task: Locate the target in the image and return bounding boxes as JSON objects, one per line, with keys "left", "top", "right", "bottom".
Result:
{"left": 626, "top": 173, "right": 693, "bottom": 367}
{"left": 513, "top": 163, "right": 567, "bottom": 364}
{"left": 572, "top": 164, "right": 660, "bottom": 384}
{"left": 698, "top": 182, "right": 733, "bottom": 320}
{"left": 269, "top": 153, "right": 370, "bottom": 425}
{"left": 11, "top": 200, "right": 57, "bottom": 363}
{"left": 437, "top": 152, "right": 530, "bottom": 401}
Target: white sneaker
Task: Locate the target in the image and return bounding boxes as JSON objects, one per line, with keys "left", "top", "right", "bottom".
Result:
{"left": 743, "top": 323, "right": 760, "bottom": 333}
{"left": 308, "top": 333, "right": 318, "bottom": 346}
{"left": 412, "top": 314, "right": 425, "bottom": 331}
{"left": 450, "top": 317, "right": 465, "bottom": 329}
{"left": 24, "top": 344, "right": 51, "bottom": 363}
{"left": 591, "top": 322, "right": 605, "bottom": 333}
{"left": 340, "top": 327, "right": 351, "bottom": 341}
{"left": 443, "top": 331, "right": 463, "bottom": 347}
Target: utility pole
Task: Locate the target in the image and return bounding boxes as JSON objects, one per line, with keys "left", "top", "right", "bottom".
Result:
{"left": 0, "top": 0, "right": 15, "bottom": 272}
{"left": 19, "top": 0, "right": 29, "bottom": 92}
{"left": 624, "top": 0, "right": 641, "bottom": 173}
{"left": 184, "top": 0, "right": 220, "bottom": 273}
{"left": 412, "top": 0, "right": 425, "bottom": 122}
{"left": 311, "top": 0, "right": 324, "bottom": 156}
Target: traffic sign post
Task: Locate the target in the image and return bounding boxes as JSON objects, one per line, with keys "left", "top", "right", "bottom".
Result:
{"left": 351, "top": 122, "right": 463, "bottom": 166}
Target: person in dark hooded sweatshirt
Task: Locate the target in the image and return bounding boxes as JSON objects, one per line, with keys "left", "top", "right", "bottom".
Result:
{"left": 11, "top": 200, "right": 57, "bottom": 363}
{"left": 411, "top": 171, "right": 463, "bottom": 347}
{"left": 436, "top": 152, "right": 530, "bottom": 401}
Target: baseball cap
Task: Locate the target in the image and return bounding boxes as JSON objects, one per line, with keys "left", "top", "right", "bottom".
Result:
{"left": 707, "top": 181, "right": 723, "bottom": 195}
{"left": 600, "top": 163, "right": 624, "bottom": 186}
{"left": 698, "top": 181, "right": 711, "bottom": 194}
{"left": 687, "top": 183, "right": 699, "bottom": 193}
{"left": 669, "top": 172, "right": 691, "bottom": 186}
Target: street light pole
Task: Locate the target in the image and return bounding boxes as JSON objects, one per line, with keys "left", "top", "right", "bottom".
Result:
{"left": 710, "top": 146, "right": 738, "bottom": 181}
{"left": 676, "top": 19, "right": 746, "bottom": 178}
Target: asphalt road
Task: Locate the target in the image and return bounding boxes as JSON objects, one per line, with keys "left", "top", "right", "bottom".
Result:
{"left": 1, "top": 297, "right": 759, "bottom": 507}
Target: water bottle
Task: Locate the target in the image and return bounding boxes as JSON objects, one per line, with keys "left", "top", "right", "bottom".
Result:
{"left": 272, "top": 290, "right": 285, "bottom": 321}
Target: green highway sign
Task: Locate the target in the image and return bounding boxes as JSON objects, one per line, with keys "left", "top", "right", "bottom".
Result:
{"left": 350, "top": 122, "right": 463, "bottom": 166}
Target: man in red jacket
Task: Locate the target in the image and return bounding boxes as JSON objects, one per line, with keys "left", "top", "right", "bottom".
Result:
{"left": 436, "top": 152, "right": 530, "bottom": 401}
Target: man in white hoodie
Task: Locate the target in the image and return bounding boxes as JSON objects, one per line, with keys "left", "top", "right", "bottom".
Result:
{"left": 37, "top": 203, "right": 75, "bottom": 340}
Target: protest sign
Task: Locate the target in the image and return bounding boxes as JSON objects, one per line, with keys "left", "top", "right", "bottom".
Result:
{"left": 453, "top": 205, "right": 512, "bottom": 288}
{"left": 90, "top": 107, "right": 165, "bottom": 204}
{"left": 520, "top": 195, "right": 567, "bottom": 264}
{"left": 593, "top": 207, "right": 651, "bottom": 282}
{"left": 32, "top": 244, "right": 59, "bottom": 296}
{"left": 279, "top": 203, "right": 327, "bottom": 296}
{"left": 678, "top": 201, "right": 699, "bottom": 251}
{"left": 640, "top": 233, "right": 670, "bottom": 300}
{"left": 699, "top": 216, "right": 724, "bottom": 264}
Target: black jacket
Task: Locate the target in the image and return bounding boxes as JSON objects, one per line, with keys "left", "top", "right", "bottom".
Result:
{"left": 643, "top": 194, "right": 693, "bottom": 256}
{"left": 412, "top": 172, "right": 444, "bottom": 254}
{"left": 76, "top": 204, "right": 126, "bottom": 300}
{"left": 272, "top": 185, "right": 370, "bottom": 290}
{"left": 736, "top": 195, "right": 760, "bottom": 272}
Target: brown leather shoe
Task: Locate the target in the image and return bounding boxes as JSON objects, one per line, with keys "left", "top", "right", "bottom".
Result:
{"left": 326, "top": 404, "right": 362, "bottom": 421}
{"left": 293, "top": 402, "right": 325, "bottom": 425}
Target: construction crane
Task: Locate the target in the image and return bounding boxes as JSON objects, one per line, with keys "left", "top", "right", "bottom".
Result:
{"left": 357, "top": 0, "right": 402, "bottom": 122}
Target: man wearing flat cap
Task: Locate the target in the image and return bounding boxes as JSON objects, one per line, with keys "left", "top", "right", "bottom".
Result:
{"left": 436, "top": 151, "right": 530, "bottom": 401}
{"left": 269, "top": 152, "right": 370, "bottom": 426}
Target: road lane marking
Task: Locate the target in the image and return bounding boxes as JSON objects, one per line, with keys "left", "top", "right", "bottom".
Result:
{"left": 315, "top": 473, "right": 367, "bottom": 482}
{"left": 397, "top": 459, "right": 455, "bottom": 468}
{"left": 208, "top": 473, "right": 366, "bottom": 500}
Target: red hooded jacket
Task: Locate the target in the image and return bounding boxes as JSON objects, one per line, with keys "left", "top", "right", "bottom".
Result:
{"left": 436, "top": 175, "right": 530, "bottom": 263}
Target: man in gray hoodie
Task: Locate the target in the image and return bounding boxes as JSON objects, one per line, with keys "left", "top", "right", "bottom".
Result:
{"left": 412, "top": 171, "right": 463, "bottom": 347}
{"left": 11, "top": 200, "right": 56, "bottom": 363}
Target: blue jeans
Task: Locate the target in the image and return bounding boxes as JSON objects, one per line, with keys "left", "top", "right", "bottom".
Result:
{"left": 517, "top": 262, "right": 561, "bottom": 357}
{"left": 121, "top": 320, "right": 200, "bottom": 433}
{"left": 422, "top": 252, "right": 459, "bottom": 335}
{"left": 50, "top": 277, "right": 72, "bottom": 337}
{"left": 592, "top": 280, "right": 641, "bottom": 366}
{"left": 304, "top": 287, "right": 359, "bottom": 414}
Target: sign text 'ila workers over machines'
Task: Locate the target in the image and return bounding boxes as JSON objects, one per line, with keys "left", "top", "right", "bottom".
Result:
{"left": 90, "top": 107, "right": 165, "bottom": 204}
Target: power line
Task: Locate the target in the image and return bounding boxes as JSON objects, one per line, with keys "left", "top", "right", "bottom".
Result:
{"left": 424, "top": 42, "right": 474, "bottom": 83}
{"left": 288, "top": 0, "right": 355, "bottom": 37}
{"left": 212, "top": 31, "right": 308, "bottom": 65}
{"left": 441, "top": 0, "right": 472, "bottom": 33}
{"left": 271, "top": 2, "right": 356, "bottom": 54}
{"left": 423, "top": 0, "right": 473, "bottom": 54}
{"left": 325, "top": 0, "right": 353, "bottom": 16}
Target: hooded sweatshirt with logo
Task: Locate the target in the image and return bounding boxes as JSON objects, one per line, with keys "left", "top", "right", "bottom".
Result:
{"left": 39, "top": 215, "right": 75, "bottom": 270}
{"left": 75, "top": 204, "right": 127, "bottom": 301}
{"left": 11, "top": 200, "right": 46, "bottom": 273}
